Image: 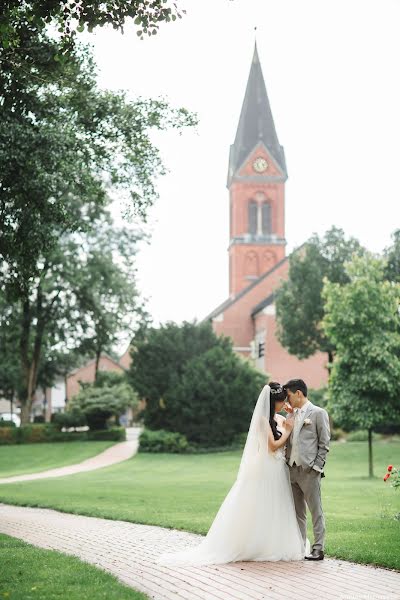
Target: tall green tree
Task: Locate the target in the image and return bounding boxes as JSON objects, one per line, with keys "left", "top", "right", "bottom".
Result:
{"left": 322, "top": 254, "right": 400, "bottom": 477}
{"left": 128, "top": 321, "right": 265, "bottom": 445}
{"left": 384, "top": 229, "right": 400, "bottom": 284}
{"left": 0, "top": 31, "right": 195, "bottom": 423}
{"left": 275, "top": 227, "right": 364, "bottom": 367}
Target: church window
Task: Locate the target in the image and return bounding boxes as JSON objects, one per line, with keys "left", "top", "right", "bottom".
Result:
{"left": 262, "top": 202, "right": 272, "bottom": 235}
{"left": 258, "top": 342, "right": 265, "bottom": 358}
{"left": 244, "top": 251, "right": 259, "bottom": 278}
{"left": 248, "top": 200, "right": 257, "bottom": 235}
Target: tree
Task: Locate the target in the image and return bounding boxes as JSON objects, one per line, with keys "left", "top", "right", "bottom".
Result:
{"left": 72, "top": 217, "right": 149, "bottom": 379}
{"left": 0, "top": 1, "right": 185, "bottom": 51}
{"left": 128, "top": 321, "right": 265, "bottom": 446}
{"left": 0, "top": 32, "right": 195, "bottom": 423}
{"left": 384, "top": 229, "right": 400, "bottom": 284}
{"left": 68, "top": 371, "right": 138, "bottom": 430}
{"left": 174, "top": 346, "right": 265, "bottom": 446}
{"left": 322, "top": 254, "right": 400, "bottom": 477}
{"left": 0, "top": 29, "right": 196, "bottom": 293}
{"left": 275, "top": 227, "right": 364, "bottom": 367}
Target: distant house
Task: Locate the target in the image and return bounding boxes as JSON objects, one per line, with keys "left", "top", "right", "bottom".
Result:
{"left": 1, "top": 346, "right": 134, "bottom": 423}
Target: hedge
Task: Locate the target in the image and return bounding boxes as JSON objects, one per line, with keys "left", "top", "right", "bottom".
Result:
{"left": 0, "top": 425, "right": 126, "bottom": 445}
{"left": 139, "top": 429, "right": 190, "bottom": 453}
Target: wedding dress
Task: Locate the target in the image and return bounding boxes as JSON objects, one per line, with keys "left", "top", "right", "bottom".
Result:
{"left": 158, "top": 385, "right": 308, "bottom": 566}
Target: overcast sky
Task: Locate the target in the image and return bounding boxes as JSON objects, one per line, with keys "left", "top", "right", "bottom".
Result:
{"left": 86, "top": 0, "right": 400, "bottom": 337}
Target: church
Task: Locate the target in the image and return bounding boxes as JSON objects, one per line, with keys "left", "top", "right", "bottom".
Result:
{"left": 205, "top": 44, "right": 327, "bottom": 390}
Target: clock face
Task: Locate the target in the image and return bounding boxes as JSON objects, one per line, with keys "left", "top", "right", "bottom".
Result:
{"left": 253, "top": 157, "right": 268, "bottom": 173}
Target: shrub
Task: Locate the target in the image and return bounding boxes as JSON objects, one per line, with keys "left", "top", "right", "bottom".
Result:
{"left": 347, "top": 430, "right": 382, "bottom": 442}
{"left": 139, "top": 429, "right": 189, "bottom": 453}
{"left": 0, "top": 420, "right": 16, "bottom": 428}
{"left": 68, "top": 379, "right": 137, "bottom": 430}
{"left": 0, "top": 424, "right": 124, "bottom": 444}
{"left": 51, "top": 410, "right": 86, "bottom": 431}
{"left": 87, "top": 427, "right": 125, "bottom": 441}
{"left": 0, "top": 427, "right": 18, "bottom": 444}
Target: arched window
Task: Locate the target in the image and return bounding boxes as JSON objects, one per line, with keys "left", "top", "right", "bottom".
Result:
{"left": 262, "top": 202, "right": 272, "bottom": 235}
{"left": 244, "top": 251, "right": 259, "bottom": 278}
{"left": 248, "top": 200, "right": 257, "bottom": 235}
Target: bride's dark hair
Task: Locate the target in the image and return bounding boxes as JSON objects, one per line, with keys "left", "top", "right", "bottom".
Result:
{"left": 269, "top": 381, "right": 286, "bottom": 441}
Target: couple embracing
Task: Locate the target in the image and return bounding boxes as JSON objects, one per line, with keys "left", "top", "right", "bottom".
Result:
{"left": 159, "top": 378, "right": 330, "bottom": 566}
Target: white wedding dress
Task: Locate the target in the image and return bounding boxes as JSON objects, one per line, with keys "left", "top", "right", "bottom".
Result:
{"left": 158, "top": 385, "right": 308, "bottom": 566}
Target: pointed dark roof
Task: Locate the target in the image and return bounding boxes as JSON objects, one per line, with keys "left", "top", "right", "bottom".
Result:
{"left": 228, "top": 43, "right": 287, "bottom": 183}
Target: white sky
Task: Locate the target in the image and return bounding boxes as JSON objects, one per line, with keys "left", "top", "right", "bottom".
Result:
{"left": 86, "top": 0, "right": 400, "bottom": 334}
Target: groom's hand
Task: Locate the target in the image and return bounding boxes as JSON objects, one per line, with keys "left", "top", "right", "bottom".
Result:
{"left": 284, "top": 418, "right": 295, "bottom": 432}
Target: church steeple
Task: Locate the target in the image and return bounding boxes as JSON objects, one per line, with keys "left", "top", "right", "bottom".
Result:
{"left": 227, "top": 43, "right": 287, "bottom": 297}
{"left": 228, "top": 43, "right": 287, "bottom": 185}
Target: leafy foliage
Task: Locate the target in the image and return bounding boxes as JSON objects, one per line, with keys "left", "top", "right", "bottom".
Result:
{"left": 322, "top": 254, "right": 400, "bottom": 475}
{"left": 129, "top": 321, "right": 265, "bottom": 446}
{"left": 0, "top": 29, "right": 195, "bottom": 423}
{"left": 0, "top": 1, "right": 185, "bottom": 52}
{"left": 69, "top": 372, "right": 138, "bottom": 430}
{"left": 139, "top": 429, "right": 189, "bottom": 453}
{"left": 275, "top": 227, "right": 364, "bottom": 361}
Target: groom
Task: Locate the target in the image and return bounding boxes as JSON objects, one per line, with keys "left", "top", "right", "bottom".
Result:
{"left": 283, "top": 378, "right": 330, "bottom": 561}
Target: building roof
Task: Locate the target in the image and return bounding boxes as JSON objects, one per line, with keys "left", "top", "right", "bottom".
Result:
{"left": 227, "top": 42, "right": 287, "bottom": 184}
{"left": 203, "top": 255, "right": 288, "bottom": 321}
{"left": 67, "top": 353, "right": 125, "bottom": 377}
{"left": 251, "top": 292, "right": 275, "bottom": 317}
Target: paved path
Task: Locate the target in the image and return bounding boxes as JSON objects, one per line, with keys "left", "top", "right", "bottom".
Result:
{"left": 1, "top": 504, "right": 399, "bottom": 600}
{"left": 0, "top": 427, "right": 141, "bottom": 485}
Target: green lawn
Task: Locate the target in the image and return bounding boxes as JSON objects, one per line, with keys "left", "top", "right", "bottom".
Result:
{"left": 0, "top": 442, "right": 113, "bottom": 478}
{"left": 0, "top": 533, "right": 148, "bottom": 600}
{"left": 0, "top": 441, "right": 399, "bottom": 570}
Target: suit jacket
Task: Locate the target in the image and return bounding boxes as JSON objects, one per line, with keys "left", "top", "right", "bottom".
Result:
{"left": 285, "top": 401, "right": 330, "bottom": 474}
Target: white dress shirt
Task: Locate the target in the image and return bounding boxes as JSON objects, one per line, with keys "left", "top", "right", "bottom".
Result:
{"left": 289, "top": 400, "right": 310, "bottom": 467}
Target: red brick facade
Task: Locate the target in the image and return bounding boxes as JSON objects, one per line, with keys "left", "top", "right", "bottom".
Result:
{"left": 207, "top": 44, "right": 328, "bottom": 390}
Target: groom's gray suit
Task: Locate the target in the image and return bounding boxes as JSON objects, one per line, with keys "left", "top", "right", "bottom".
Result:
{"left": 285, "top": 401, "right": 330, "bottom": 552}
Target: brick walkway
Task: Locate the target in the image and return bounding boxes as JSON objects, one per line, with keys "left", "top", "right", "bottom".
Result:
{"left": 0, "top": 427, "right": 141, "bottom": 485}
{"left": 0, "top": 504, "right": 398, "bottom": 600}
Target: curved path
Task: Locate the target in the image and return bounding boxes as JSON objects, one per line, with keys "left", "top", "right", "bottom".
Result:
{"left": 0, "top": 504, "right": 398, "bottom": 600}
{"left": 0, "top": 427, "right": 141, "bottom": 485}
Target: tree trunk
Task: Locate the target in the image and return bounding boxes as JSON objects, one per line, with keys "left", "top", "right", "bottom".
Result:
{"left": 368, "top": 428, "right": 374, "bottom": 478}
{"left": 94, "top": 350, "right": 101, "bottom": 381}
{"left": 20, "top": 401, "right": 31, "bottom": 425}
{"left": 327, "top": 350, "right": 334, "bottom": 376}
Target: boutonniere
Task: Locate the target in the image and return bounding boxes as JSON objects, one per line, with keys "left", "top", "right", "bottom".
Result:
{"left": 303, "top": 418, "right": 312, "bottom": 426}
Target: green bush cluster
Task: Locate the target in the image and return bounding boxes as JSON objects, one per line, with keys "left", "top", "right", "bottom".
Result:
{"left": 346, "top": 430, "right": 382, "bottom": 442}
{"left": 0, "top": 420, "right": 16, "bottom": 428}
{"left": 129, "top": 322, "right": 265, "bottom": 448}
{"left": 0, "top": 424, "right": 125, "bottom": 445}
{"left": 139, "top": 429, "right": 189, "bottom": 453}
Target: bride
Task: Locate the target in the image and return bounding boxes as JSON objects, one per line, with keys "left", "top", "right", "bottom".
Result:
{"left": 158, "top": 382, "right": 309, "bottom": 566}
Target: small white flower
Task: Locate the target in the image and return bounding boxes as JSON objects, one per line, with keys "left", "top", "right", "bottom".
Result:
{"left": 303, "top": 418, "right": 312, "bottom": 425}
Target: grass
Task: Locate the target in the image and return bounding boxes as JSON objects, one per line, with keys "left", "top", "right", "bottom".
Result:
{"left": 0, "top": 441, "right": 399, "bottom": 570}
{"left": 0, "top": 442, "right": 113, "bottom": 478}
{"left": 0, "top": 533, "right": 148, "bottom": 600}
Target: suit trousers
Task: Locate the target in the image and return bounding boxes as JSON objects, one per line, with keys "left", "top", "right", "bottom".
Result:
{"left": 289, "top": 464, "right": 325, "bottom": 552}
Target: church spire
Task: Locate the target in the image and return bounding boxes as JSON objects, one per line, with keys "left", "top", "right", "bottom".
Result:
{"left": 228, "top": 43, "right": 287, "bottom": 184}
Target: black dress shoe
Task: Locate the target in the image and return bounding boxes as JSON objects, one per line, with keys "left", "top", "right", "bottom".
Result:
{"left": 305, "top": 549, "right": 324, "bottom": 561}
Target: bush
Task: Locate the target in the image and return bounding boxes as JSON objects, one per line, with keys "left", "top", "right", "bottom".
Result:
{"left": 330, "top": 428, "right": 346, "bottom": 441}
{"left": 33, "top": 415, "right": 45, "bottom": 423}
{"left": 139, "top": 429, "right": 189, "bottom": 453}
{"left": 68, "top": 379, "right": 137, "bottom": 431}
{"left": 87, "top": 427, "right": 125, "bottom": 442}
{"left": 0, "top": 420, "right": 16, "bottom": 428}
{"left": 347, "top": 430, "right": 382, "bottom": 442}
{"left": 51, "top": 410, "right": 86, "bottom": 431}
{"left": 0, "top": 424, "right": 125, "bottom": 444}
{"left": 0, "top": 427, "right": 18, "bottom": 444}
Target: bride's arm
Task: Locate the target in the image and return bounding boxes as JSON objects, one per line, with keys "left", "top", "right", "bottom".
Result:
{"left": 267, "top": 418, "right": 294, "bottom": 451}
